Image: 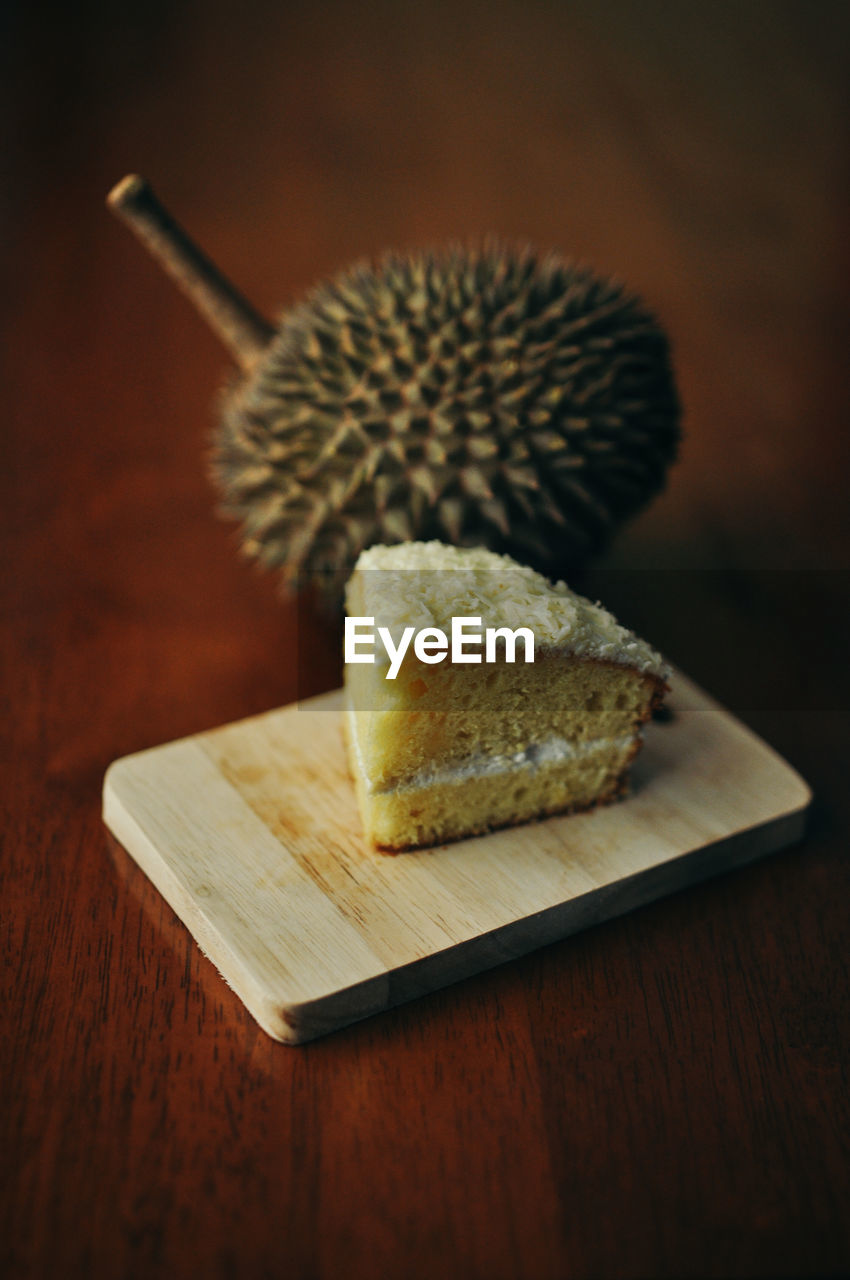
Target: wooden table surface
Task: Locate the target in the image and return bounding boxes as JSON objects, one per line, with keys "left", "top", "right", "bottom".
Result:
{"left": 3, "top": 2, "right": 849, "bottom": 1276}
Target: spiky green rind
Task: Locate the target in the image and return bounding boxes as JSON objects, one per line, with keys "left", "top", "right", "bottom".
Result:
{"left": 212, "top": 245, "right": 679, "bottom": 594}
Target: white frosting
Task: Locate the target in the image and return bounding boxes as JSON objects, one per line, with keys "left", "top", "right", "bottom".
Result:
{"left": 349, "top": 541, "right": 668, "bottom": 678}
{"left": 389, "top": 731, "right": 636, "bottom": 795}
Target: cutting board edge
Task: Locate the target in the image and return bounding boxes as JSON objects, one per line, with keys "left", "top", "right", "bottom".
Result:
{"left": 103, "top": 771, "right": 391, "bottom": 1044}
{"left": 259, "top": 797, "right": 810, "bottom": 1043}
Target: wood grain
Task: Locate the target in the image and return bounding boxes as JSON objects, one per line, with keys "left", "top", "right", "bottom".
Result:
{"left": 102, "top": 674, "right": 810, "bottom": 1042}
{"left": 3, "top": 1, "right": 850, "bottom": 1276}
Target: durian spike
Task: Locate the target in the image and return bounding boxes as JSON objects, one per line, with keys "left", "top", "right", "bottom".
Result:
{"left": 107, "top": 174, "right": 275, "bottom": 371}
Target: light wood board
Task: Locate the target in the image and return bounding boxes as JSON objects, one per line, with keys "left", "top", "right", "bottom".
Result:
{"left": 102, "top": 670, "right": 811, "bottom": 1044}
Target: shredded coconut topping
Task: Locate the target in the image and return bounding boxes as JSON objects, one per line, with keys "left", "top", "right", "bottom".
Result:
{"left": 349, "top": 541, "right": 668, "bottom": 678}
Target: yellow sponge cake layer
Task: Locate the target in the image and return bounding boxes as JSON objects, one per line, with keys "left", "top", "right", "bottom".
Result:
{"left": 344, "top": 542, "right": 668, "bottom": 850}
{"left": 346, "top": 647, "right": 660, "bottom": 792}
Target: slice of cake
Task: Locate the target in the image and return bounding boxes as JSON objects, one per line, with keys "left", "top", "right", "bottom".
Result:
{"left": 344, "top": 541, "right": 669, "bottom": 851}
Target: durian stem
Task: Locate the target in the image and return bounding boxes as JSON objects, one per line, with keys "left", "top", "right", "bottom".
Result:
{"left": 107, "top": 174, "right": 275, "bottom": 370}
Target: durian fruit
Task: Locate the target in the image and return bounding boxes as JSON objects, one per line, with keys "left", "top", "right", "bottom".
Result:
{"left": 108, "top": 176, "right": 680, "bottom": 597}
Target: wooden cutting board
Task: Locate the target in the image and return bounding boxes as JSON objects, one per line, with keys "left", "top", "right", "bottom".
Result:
{"left": 102, "top": 670, "right": 811, "bottom": 1044}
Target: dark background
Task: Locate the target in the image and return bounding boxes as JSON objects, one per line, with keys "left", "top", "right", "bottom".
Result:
{"left": 3, "top": 2, "right": 849, "bottom": 1277}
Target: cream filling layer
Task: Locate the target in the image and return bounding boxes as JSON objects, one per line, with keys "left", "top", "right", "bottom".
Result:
{"left": 346, "top": 706, "right": 635, "bottom": 797}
